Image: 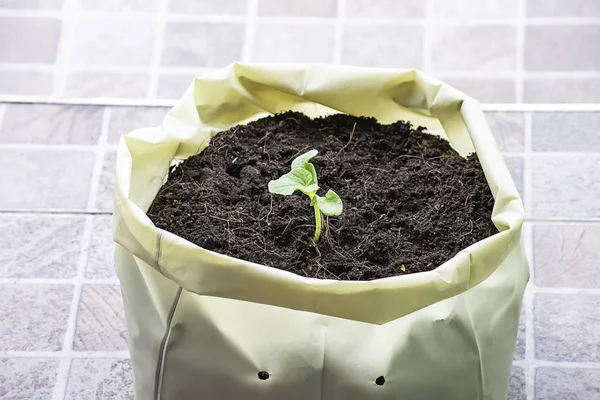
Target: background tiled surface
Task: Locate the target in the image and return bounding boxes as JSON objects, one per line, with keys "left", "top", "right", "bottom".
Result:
{"left": 0, "top": 0, "right": 600, "bottom": 103}
{"left": 0, "top": 0, "right": 599, "bottom": 399}
{"left": 0, "top": 104, "right": 599, "bottom": 399}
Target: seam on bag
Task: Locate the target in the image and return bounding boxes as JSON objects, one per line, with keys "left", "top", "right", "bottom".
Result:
{"left": 154, "top": 233, "right": 163, "bottom": 274}
{"left": 462, "top": 297, "right": 486, "bottom": 400}
{"left": 154, "top": 286, "right": 183, "bottom": 400}
{"left": 319, "top": 324, "right": 326, "bottom": 400}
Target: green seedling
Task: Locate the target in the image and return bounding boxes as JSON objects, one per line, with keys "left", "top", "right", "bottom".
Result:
{"left": 268, "top": 149, "right": 343, "bottom": 243}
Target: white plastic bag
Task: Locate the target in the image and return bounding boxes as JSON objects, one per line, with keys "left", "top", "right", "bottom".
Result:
{"left": 114, "top": 64, "right": 529, "bottom": 399}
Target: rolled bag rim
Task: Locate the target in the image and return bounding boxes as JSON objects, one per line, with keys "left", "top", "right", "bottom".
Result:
{"left": 113, "top": 63, "right": 528, "bottom": 325}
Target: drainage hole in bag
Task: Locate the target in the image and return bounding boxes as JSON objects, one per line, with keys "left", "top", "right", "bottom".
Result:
{"left": 376, "top": 376, "right": 385, "bottom": 386}
{"left": 258, "top": 371, "right": 270, "bottom": 380}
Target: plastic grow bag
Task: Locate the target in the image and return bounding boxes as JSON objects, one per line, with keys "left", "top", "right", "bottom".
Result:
{"left": 114, "top": 63, "right": 529, "bottom": 400}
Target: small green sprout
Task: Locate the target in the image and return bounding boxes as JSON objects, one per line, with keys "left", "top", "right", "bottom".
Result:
{"left": 268, "top": 149, "right": 343, "bottom": 243}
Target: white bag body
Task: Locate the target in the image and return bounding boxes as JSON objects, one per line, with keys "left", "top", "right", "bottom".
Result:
{"left": 114, "top": 64, "right": 529, "bottom": 400}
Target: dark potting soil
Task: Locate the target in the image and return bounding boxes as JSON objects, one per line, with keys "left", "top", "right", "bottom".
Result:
{"left": 148, "top": 112, "right": 497, "bottom": 280}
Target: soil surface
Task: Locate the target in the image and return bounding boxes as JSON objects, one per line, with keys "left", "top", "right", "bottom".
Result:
{"left": 148, "top": 112, "right": 497, "bottom": 280}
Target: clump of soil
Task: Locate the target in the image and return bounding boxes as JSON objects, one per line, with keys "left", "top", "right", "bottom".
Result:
{"left": 148, "top": 112, "right": 497, "bottom": 280}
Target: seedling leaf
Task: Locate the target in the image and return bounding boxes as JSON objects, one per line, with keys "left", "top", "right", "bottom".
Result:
{"left": 316, "top": 190, "right": 343, "bottom": 216}
{"left": 291, "top": 149, "right": 318, "bottom": 169}
{"left": 292, "top": 150, "right": 318, "bottom": 185}
{"left": 268, "top": 148, "right": 343, "bottom": 243}
{"left": 268, "top": 168, "right": 319, "bottom": 195}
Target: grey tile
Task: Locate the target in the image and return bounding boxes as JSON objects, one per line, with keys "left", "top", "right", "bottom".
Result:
{"left": 0, "top": 0, "right": 63, "bottom": 8}
{"left": 0, "top": 70, "right": 54, "bottom": 95}
{"left": 162, "top": 22, "right": 244, "bottom": 67}
{"left": 0, "top": 215, "right": 84, "bottom": 279}
{"left": 514, "top": 302, "right": 526, "bottom": 361}
{"left": 79, "top": 0, "right": 158, "bottom": 12}
{"left": 258, "top": 0, "right": 337, "bottom": 17}
{"left": 525, "top": 26, "right": 600, "bottom": 71}
{"left": 0, "top": 17, "right": 61, "bottom": 63}
{"left": 157, "top": 73, "right": 205, "bottom": 99}
{"left": 527, "top": 0, "right": 600, "bottom": 17}
{"left": 0, "top": 284, "right": 73, "bottom": 351}
{"left": 169, "top": 0, "right": 247, "bottom": 14}
{"left": 64, "top": 72, "right": 149, "bottom": 98}
{"left": 524, "top": 78, "right": 600, "bottom": 103}
{"left": 96, "top": 151, "right": 116, "bottom": 212}
{"left": 345, "top": 0, "right": 424, "bottom": 18}
{"left": 485, "top": 112, "right": 524, "bottom": 153}
{"left": 66, "top": 359, "right": 133, "bottom": 400}
{"left": 505, "top": 156, "right": 524, "bottom": 199}
{"left": 74, "top": 285, "right": 128, "bottom": 351}
{"left": 534, "top": 224, "right": 600, "bottom": 288}
{"left": 70, "top": 17, "right": 155, "bottom": 67}
{"left": 535, "top": 293, "right": 600, "bottom": 362}
{"left": 253, "top": 23, "right": 335, "bottom": 63}
{"left": 86, "top": 215, "right": 116, "bottom": 280}
{"left": 442, "top": 78, "right": 517, "bottom": 103}
{"left": 431, "top": 0, "right": 518, "bottom": 18}
{"left": 342, "top": 24, "right": 424, "bottom": 68}
{"left": 0, "top": 358, "right": 59, "bottom": 399}
{"left": 108, "top": 107, "right": 164, "bottom": 141}
{"left": 531, "top": 157, "right": 600, "bottom": 219}
{"left": 0, "top": 149, "right": 95, "bottom": 210}
{"left": 0, "top": 104, "right": 103, "bottom": 145}
{"left": 431, "top": 26, "right": 517, "bottom": 72}
{"left": 508, "top": 366, "right": 526, "bottom": 400}
{"left": 108, "top": 106, "right": 167, "bottom": 145}
{"left": 535, "top": 367, "right": 600, "bottom": 399}
{"left": 532, "top": 112, "right": 600, "bottom": 152}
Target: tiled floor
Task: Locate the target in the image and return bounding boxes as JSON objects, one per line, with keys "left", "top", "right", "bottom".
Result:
{"left": 0, "top": 103, "right": 600, "bottom": 399}
{"left": 0, "top": 0, "right": 600, "bottom": 102}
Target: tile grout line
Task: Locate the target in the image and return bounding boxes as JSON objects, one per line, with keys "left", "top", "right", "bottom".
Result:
{"left": 50, "top": 0, "right": 67, "bottom": 97}
{"left": 7, "top": 62, "right": 600, "bottom": 79}
{"left": 240, "top": 0, "right": 258, "bottom": 63}
{"left": 2, "top": 8, "right": 600, "bottom": 24}
{"left": 502, "top": 151, "right": 600, "bottom": 158}
{"left": 515, "top": 0, "right": 525, "bottom": 103}
{"left": 332, "top": 0, "right": 345, "bottom": 64}
{"left": 423, "top": 0, "right": 433, "bottom": 72}
{"left": 0, "top": 63, "right": 56, "bottom": 71}
{"left": 523, "top": 111, "right": 535, "bottom": 400}
{"left": 0, "top": 209, "right": 112, "bottom": 215}
{"left": 147, "top": 0, "right": 168, "bottom": 99}
{"left": 521, "top": 218, "right": 600, "bottom": 224}
{"left": 0, "top": 64, "right": 217, "bottom": 74}
{"left": 51, "top": 359, "right": 72, "bottom": 398}
{"left": 51, "top": 214, "right": 93, "bottom": 400}
{"left": 513, "top": 359, "right": 600, "bottom": 369}
{"left": 52, "top": 0, "right": 76, "bottom": 98}
{"left": 0, "top": 351, "right": 130, "bottom": 359}
{"left": 0, "top": 9, "right": 62, "bottom": 17}
{"left": 0, "top": 144, "right": 115, "bottom": 151}
{"left": 529, "top": 286, "right": 600, "bottom": 295}
{"left": 526, "top": 360, "right": 600, "bottom": 369}
{"left": 86, "top": 107, "right": 111, "bottom": 211}
{"left": 0, "top": 278, "right": 120, "bottom": 285}
{"left": 2, "top": 96, "right": 600, "bottom": 112}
